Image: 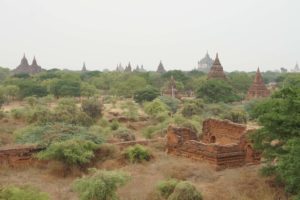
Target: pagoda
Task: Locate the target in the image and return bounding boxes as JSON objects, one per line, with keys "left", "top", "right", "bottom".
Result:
{"left": 125, "top": 62, "right": 132, "bottom": 72}
{"left": 156, "top": 61, "right": 166, "bottom": 73}
{"left": 292, "top": 62, "right": 299, "bottom": 73}
{"left": 81, "top": 62, "right": 87, "bottom": 72}
{"left": 197, "top": 51, "right": 214, "bottom": 72}
{"left": 207, "top": 53, "right": 226, "bottom": 80}
{"left": 13, "top": 54, "right": 43, "bottom": 75}
{"left": 246, "top": 68, "right": 270, "bottom": 100}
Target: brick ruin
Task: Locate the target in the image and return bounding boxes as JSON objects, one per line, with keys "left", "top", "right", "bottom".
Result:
{"left": 166, "top": 118, "right": 260, "bottom": 170}
{"left": 0, "top": 145, "right": 44, "bottom": 167}
{"left": 246, "top": 67, "right": 270, "bottom": 100}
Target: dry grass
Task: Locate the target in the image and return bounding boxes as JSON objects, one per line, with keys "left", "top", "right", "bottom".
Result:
{"left": 0, "top": 148, "right": 285, "bottom": 200}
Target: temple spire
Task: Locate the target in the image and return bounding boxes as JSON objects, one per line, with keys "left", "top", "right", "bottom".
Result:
{"left": 32, "top": 56, "right": 37, "bottom": 66}
{"left": 82, "top": 62, "right": 87, "bottom": 72}
{"left": 156, "top": 60, "right": 166, "bottom": 73}
{"left": 207, "top": 53, "right": 226, "bottom": 80}
{"left": 246, "top": 67, "right": 270, "bottom": 100}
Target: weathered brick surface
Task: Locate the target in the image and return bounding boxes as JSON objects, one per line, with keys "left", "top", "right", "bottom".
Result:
{"left": 166, "top": 118, "right": 261, "bottom": 170}
{"left": 0, "top": 145, "right": 44, "bottom": 167}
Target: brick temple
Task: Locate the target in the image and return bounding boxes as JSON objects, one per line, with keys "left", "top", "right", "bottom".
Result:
{"left": 156, "top": 60, "right": 166, "bottom": 73}
{"left": 246, "top": 68, "right": 270, "bottom": 100}
{"left": 166, "top": 118, "right": 260, "bottom": 170}
{"left": 207, "top": 53, "right": 227, "bottom": 80}
{"left": 13, "top": 54, "right": 43, "bottom": 75}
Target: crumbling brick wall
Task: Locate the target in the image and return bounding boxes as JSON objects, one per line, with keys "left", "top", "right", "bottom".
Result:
{"left": 166, "top": 119, "right": 261, "bottom": 170}
{"left": 0, "top": 145, "right": 44, "bottom": 168}
{"left": 202, "top": 119, "right": 246, "bottom": 145}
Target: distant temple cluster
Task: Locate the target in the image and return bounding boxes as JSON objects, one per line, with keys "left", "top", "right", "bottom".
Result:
{"left": 13, "top": 54, "right": 43, "bottom": 75}
{"left": 115, "top": 62, "right": 146, "bottom": 72}
{"left": 115, "top": 60, "right": 166, "bottom": 73}
{"left": 10, "top": 53, "right": 298, "bottom": 101}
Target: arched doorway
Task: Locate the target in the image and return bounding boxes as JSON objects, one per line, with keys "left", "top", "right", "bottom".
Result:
{"left": 210, "top": 136, "right": 216, "bottom": 143}
{"left": 245, "top": 145, "right": 254, "bottom": 163}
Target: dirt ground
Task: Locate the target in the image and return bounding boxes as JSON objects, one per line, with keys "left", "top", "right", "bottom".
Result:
{"left": 0, "top": 147, "right": 285, "bottom": 200}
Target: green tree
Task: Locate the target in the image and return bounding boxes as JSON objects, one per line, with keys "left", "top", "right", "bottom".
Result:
{"left": 50, "top": 79, "right": 81, "bottom": 97}
{"left": 80, "top": 82, "right": 98, "bottom": 97}
{"left": 250, "top": 86, "right": 300, "bottom": 197}
{"left": 123, "top": 144, "right": 151, "bottom": 163}
{"left": 73, "top": 169, "right": 130, "bottom": 200}
{"left": 196, "top": 79, "right": 240, "bottom": 103}
{"left": 134, "top": 86, "right": 160, "bottom": 103}
{"left": 228, "top": 71, "right": 252, "bottom": 94}
{"left": 144, "top": 99, "right": 169, "bottom": 117}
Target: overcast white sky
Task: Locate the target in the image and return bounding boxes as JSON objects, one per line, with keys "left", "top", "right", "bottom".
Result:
{"left": 0, "top": 0, "right": 299, "bottom": 72}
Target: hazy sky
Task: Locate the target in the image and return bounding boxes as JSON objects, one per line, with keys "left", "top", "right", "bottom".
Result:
{"left": 0, "top": 0, "right": 299, "bottom": 72}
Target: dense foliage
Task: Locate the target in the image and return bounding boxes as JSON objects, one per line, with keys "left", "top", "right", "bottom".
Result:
{"left": 196, "top": 79, "right": 240, "bottom": 103}
{"left": 134, "top": 86, "right": 160, "bottom": 103}
{"left": 249, "top": 85, "right": 300, "bottom": 198}
{"left": 73, "top": 169, "right": 130, "bottom": 200}
{"left": 37, "top": 139, "right": 99, "bottom": 167}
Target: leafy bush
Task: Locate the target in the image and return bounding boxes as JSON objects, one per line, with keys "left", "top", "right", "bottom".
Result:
{"left": 134, "top": 86, "right": 160, "bottom": 103}
{"left": 25, "top": 105, "right": 53, "bottom": 124}
{"left": 15, "top": 123, "right": 104, "bottom": 146}
{"left": 123, "top": 144, "right": 151, "bottom": 163}
{"left": 72, "top": 169, "right": 130, "bottom": 200}
{"left": 168, "top": 181, "right": 202, "bottom": 200}
{"left": 37, "top": 139, "right": 98, "bottom": 167}
{"left": 110, "top": 120, "right": 119, "bottom": 130}
{"left": 155, "top": 180, "right": 202, "bottom": 200}
{"left": 81, "top": 97, "right": 102, "bottom": 119}
{"left": 157, "top": 179, "right": 179, "bottom": 199}
{"left": 0, "top": 185, "right": 50, "bottom": 200}
{"left": 121, "top": 101, "right": 139, "bottom": 121}
{"left": 221, "top": 108, "right": 247, "bottom": 124}
{"left": 144, "top": 99, "right": 169, "bottom": 117}
{"left": 158, "top": 96, "right": 180, "bottom": 113}
{"left": 181, "top": 99, "right": 204, "bottom": 117}
{"left": 11, "top": 108, "right": 26, "bottom": 119}
{"left": 113, "top": 128, "right": 135, "bottom": 141}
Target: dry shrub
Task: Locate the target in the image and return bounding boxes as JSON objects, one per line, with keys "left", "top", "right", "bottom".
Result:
{"left": 45, "top": 161, "right": 82, "bottom": 177}
{"left": 94, "top": 144, "right": 120, "bottom": 162}
{"left": 202, "top": 167, "right": 287, "bottom": 200}
{"left": 160, "top": 159, "right": 217, "bottom": 182}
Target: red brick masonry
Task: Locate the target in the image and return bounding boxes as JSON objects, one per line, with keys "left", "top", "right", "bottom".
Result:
{"left": 166, "top": 119, "right": 260, "bottom": 170}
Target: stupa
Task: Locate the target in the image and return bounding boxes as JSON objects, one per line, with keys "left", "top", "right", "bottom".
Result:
{"left": 207, "top": 53, "right": 226, "bottom": 80}
{"left": 246, "top": 67, "right": 270, "bottom": 100}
